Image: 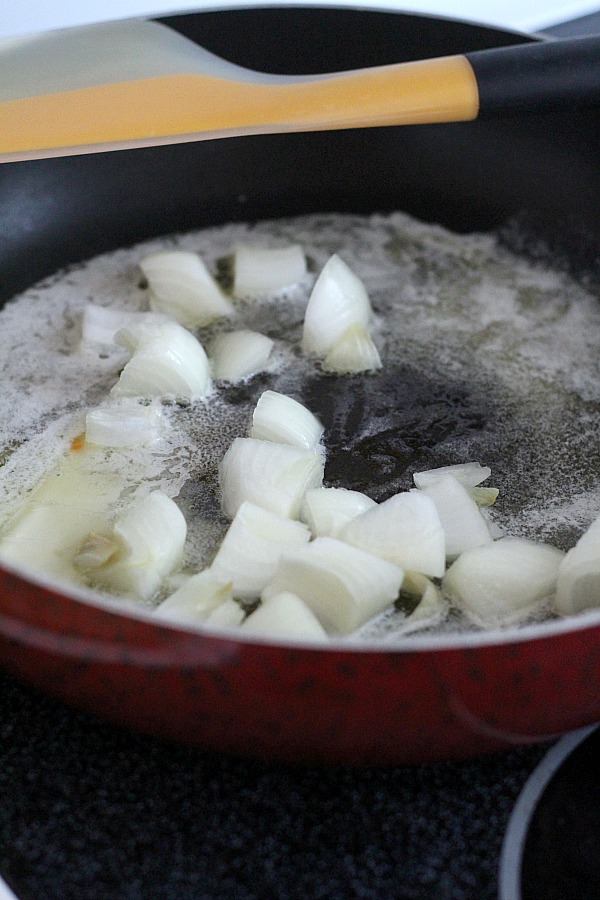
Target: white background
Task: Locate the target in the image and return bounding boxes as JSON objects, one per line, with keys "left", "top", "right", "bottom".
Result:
{"left": 2, "top": 0, "right": 600, "bottom": 39}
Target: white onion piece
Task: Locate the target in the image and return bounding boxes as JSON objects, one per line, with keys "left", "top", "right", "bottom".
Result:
{"left": 401, "top": 570, "right": 441, "bottom": 601}
{"left": 555, "top": 556, "right": 600, "bottom": 616}
{"left": 81, "top": 304, "right": 150, "bottom": 346}
{"left": 300, "top": 487, "right": 376, "bottom": 538}
{"left": 0, "top": 456, "right": 124, "bottom": 581}
{"left": 154, "top": 570, "right": 233, "bottom": 624}
{"left": 210, "top": 501, "right": 310, "bottom": 598}
{"left": 322, "top": 324, "right": 381, "bottom": 374}
{"left": 203, "top": 598, "right": 245, "bottom": 628}
{"left": 569, "top": 513, "right": 600, "bottom": 550}
{"left": 554, "top": 513, "right": 600, "bottom": 615}
{"left": 483, "top": 511, "right": 505, "bottom": 540}
{"left": 85, "top": 401, "right": 163, "bottom": 448}
{"left": 219, "top": 437, "right": 324, "bottom": 520}
{"left": 469, "top": 486, "right": 499, "bottom": 507}
{"left": 233, "top": 244, "right": 307, "bottom": 298}
{"left": 250, "top": 390, "right": 324, "bottom": 450}
{"left": 83, "top": 491, "right": 187, "bottom": 601}
{"left": 140, "top": 250, "right": 233, "bottom": 328}
{"left": 301, "top": 254, "right": 372, "bottom": 356}
{"left": 243, "top": 592, "right": 328, "bottom": 642}
{"left": 421, "top": 475, "right": 492, "bottom": 560}
{"left": 413, "top": 462, "right": 492, "bottom": 490}
{"left": 112, "top": 315, "right": 176, "bottom": 353}
{"left": 443, "top": 537, "right": 564, "bottom": 628}
{"left": 341, "top": 490, "right": 445, "bottom": 578}
{"left": 74, "top": 532, "right": 117, "bottom": 572}
{"left": 262, "top": 536, "right": 404, "bottom": 635}
{"left": 111, "top": 320, "right": 211, "bottom": 400}
{"left": 210, "top": 330, "right": 273, "bottom": 382}
{"left": 396, "top": 572, "right": 447, "bottom": 635}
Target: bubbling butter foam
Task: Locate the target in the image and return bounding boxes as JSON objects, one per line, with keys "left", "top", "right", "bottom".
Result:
{"left": 1, "top": 211, "right": 600, "bottom": 634}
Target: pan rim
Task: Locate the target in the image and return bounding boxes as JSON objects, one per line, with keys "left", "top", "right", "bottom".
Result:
{"left": 1, "top": 552, "right": 597, "bottom": 655}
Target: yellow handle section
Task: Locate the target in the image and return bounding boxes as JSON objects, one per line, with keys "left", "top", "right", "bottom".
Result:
{"left": 0, "top": 55, "right": 479, "bottom": 161}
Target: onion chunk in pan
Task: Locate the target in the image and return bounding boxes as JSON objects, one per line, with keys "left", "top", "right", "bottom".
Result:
{"left": 85, "top": 400, "right": 163, "bottom": 448}
{"left": 112, "top": 318, "right": 212, "bottom": 400}
{"left": 154, "top": 570, "right": 234, "bottom": 624}
{"left": 443, "top": 537, "right": 565, "bottom": 628}
{"left": 81, "top": 304, "right": 151, "bottom": 347}
{"left": 322, "top": 323, "right": 382, "bottom": 374}
{"left": 140, "top": 249, "right": 233, "bottom": 328}
{"left": 413, "top": 462, "right": 492, "bottom": 490}
{"left": 394, "top": 572, "right": 447, "bottom": 636}
{"left": 76, "top": 491, "right": 187, "bottom": 601}
{"left": 210, "top": 500, "right": 311, "bottom": 599}
{"left": 554, "top": 512, "right": 600, "bottom": 615}
{"left": 250, "top": 390, "right": 324, "bottom": 450}
{"left": 300, "top": 486, "right": 376, "bottom": 538}
{"left": 233, "top": 244, "right": 307, "bottom": 298}
{"left": 210, "top": 330, "right": 274, "bottom": 382}
{"left": 219, "top": 437, "right": 324, "bottom": 520}
{"left": 301, "top": 254, "right": 373, "bottom": 356}
{"left": 421, "top": 474, "right": 492, "bottom": 560}
{"left": 341, "top": 490, "right": 445, "bottom": 578}
{"left": 243, "top": 591, "right": 328, "bottom": 642}
{"left": 262, "top": 536, "right": 404, "bottom": 635}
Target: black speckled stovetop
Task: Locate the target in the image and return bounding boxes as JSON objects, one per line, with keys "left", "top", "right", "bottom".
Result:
{"left": 0, "top": 669, "right": 551, "bottom": 900}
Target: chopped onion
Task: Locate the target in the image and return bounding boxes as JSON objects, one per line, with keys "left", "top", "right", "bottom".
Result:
{"left": 262, "top": 536, "right": 404, "bottom": 635}
{"left": 301, "top": 254, "right": 372, "bottom": 356}
{"left": 140, "top": 249, "right": 233, "bottom": 328}
{"left": 154, "top": 570, "right": 233, "bottom": 624}
{"left": 210, "top": 330, "right": 273, "bottom": 382}
{"left": 480, "top": 507, "right": 505, "bottom": 540}
{"left": 401, "top": 570, "right": 441, "bottom": 601}
{"left": 74, "top": 532, "right": 117, "bottom": 572}
{"left": 322, "top": 324, "right": 381, "bottom": 374}
{"left": 219, "top": 437, "right": 324, "bottom": 520}
{"left": 413, "top": 462, "right": 491, "bottom": 490}
{"left": 341, "top": 490, "right": 445, "bottom": 577}
{"left": 243, "top": 592, "right": 328, "bottom": 642}
{"left": 554, "top": 513, "right": 600, "bottom": 615}
{"left": 555, "top": 557, "right": 600, "bottom": 616}
{"left": 203, "top": 597, "right": 246, "bottom": 628}
{"left": 111, "top": 319, "right": 211, "bottom": 400}
{"left": 421, "top": 474, "right": 492, "bottom": 560}
{"left": 249, "top": 390, "right": 324, "bottom": 450}
{"left": 300, "top": 487, "right": 376, "bottom": 538}
{"left": 112, "top": 315, "right": 175, "bottom": 353}
{"left": 81, "top": 304, "right": 151, "bottom": 346}
{"left": 80, "top": 491, "right": 187, "bottom": 601}
{"left": 443, "top": 537, "right": 564, "bottom": 628}
{"left": 85, "top": 400, "right": 163, "bottom": 448}
{"left": 396, "top": 572, "right": 447, "bottom": 635}
{"left": 469, "top": 486, "right": 499, "bottom": 507}
{"left": 210, "top": 501, "right": 310, "bottom": 598}
{"left": 233, "top": 244, "right": 307, "bottom": 298}
{"left": 0, "top": 454, "right": 125, "bottom": 581}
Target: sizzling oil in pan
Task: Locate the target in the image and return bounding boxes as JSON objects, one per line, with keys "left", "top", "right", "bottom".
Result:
{"left": 0, "top": 211, "right": 599, "bottom": 639}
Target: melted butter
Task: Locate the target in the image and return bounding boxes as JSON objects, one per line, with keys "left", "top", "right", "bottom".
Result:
{"left": 1, "top": 211, "right": 599, "bottom": 631}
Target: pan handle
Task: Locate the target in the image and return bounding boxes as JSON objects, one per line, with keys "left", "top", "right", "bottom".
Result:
{"left": 466, "top": 34, "right": 600, "bottom": 114}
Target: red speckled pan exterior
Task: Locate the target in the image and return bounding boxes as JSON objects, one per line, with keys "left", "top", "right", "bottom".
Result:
{"left": 2, "top": 564, "right": 600, "bottom": 764}
{"left": 1, "top": 8, "right": 600, "bottom": 763}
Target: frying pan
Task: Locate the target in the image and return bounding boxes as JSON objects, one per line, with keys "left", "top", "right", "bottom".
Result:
{"left": 1, "top": 7, "right": 600, "bottom": 765}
